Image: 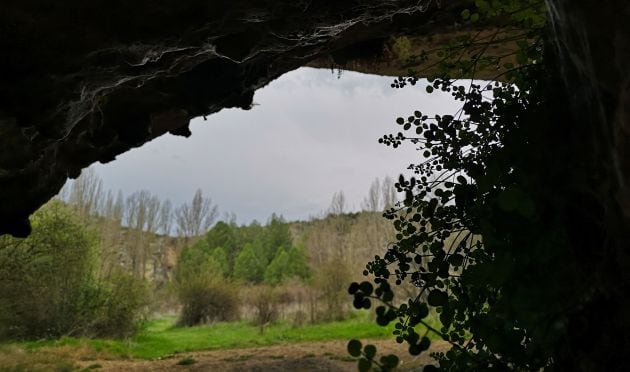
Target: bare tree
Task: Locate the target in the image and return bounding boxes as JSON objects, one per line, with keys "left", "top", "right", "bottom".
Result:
{"left": 328, "top": 190, "right": 346, "bottom": 215}
{"left": 381, "top": 176, "right": 398, "bottom": 210}
{"left": 69, "top": 167, "right": 104, "bottom": 216}
{"left": 361, "top": 178, "right": 382, "bottom": 211}
{"left": 102, "top": 190, "right": 115, "bottom": 219}
{"left": 175, "top": 189, "right": 219, "bottom": 239}
{"left": 113, "top": 190, "right": 124, "bottom": 222}
{"left": 97, "top": 190, "right": 124, "bottom": 277}
{"left": 123, "top": 190, "right": 157, "bottom": 277}
{"left": 144, "top": 195, "right": 161, "bottom": 234}
{"left": 159, "top": 200, "right": 173, "bottom": 236}
{"left": 123, "top": 192, "right": 139, "bottom": 230}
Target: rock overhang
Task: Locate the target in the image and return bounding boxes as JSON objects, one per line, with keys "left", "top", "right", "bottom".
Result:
{"left": 1, "top": 0, "right": 477, "bottom": 236}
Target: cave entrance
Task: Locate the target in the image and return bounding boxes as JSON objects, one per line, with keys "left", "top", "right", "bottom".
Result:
{"left": 8, "top": 66, "right": 465, "bottom": 370}
{"left": 81, "top": 67, "right": 461, "bottom": 224}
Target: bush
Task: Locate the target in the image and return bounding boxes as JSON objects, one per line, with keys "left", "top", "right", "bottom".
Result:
{"left": 313, "top": 258, "right": 351, "bottom": 321}
{"left": 0, "top": 201, "right": 96, "bottom": 339}
{"left": 177, "top": 278, "right": 240, "bottom": 326}
{"left": 86, "top": 272, "right": 151, "bottom": 338}
{"left": 0, "top": 201, "right": 149, "bottom": 340}
{"left": 173, "top": 244, "right": 240, "bottom": 326}
{"left": 248, "top": 285, "right": 279, "bottom": 334}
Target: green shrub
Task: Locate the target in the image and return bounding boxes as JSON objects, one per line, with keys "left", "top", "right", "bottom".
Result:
{"left": 0, "top": 201, "right": 96, "bottom": 339}
{"left": 86, "top": 272, "right": 151, "bottom": 338}
{"left": 0, "top": 201, "right": 149, "bottom": 340}
{"left": 176, "top": 278, "right": 240, "bottom": 326}
{"left": 173, "top": 242, "right": 241, "bottom": 326}
{"left": 314, "top": 258, "right": 351, "bottom": 321}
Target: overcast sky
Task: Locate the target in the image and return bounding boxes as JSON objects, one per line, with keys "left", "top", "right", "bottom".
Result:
{"left": 90, "top": 67, "right": 461, "bottom": 224}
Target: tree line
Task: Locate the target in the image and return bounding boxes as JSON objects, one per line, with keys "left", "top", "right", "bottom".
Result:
{"left": 0, "top": 167, "right": 402, "bottom": 339}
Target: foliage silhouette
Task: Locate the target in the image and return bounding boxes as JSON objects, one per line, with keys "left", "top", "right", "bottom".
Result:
{"left": 348, "top": 0, "right": 626, "bottom": 370}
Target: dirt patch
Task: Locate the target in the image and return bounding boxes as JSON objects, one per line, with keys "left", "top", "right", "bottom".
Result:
{"left": 76, "top": 339, "right": 449, "bottom": 371}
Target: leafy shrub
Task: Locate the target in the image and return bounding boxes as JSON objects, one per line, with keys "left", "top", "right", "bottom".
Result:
{"left": 176, "top": 278, "right": 240, "bottom": 326}
{"left": 0, "top": 201, "right": 97, "bottom": 339}
{"left": 0, "top": 201, "right": 150, "bottom": 340}
{"left": 314, "top": 258, "right": 351, "bottom": 321}
{"left": 173, "top": 247, "right": 240, "bottom": 326}
{"left": 86, "top": 272, "right": 151, "bottom": 338}
{"left": 248, "top": 285, "right": 279, "bottom": 333}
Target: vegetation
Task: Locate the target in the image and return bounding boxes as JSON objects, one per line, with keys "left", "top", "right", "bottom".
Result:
{"left": 348, "top": 1, "right": 629, "bottom": 371}
{"left": 0, "top": 201, "right": 149, "bottom": 340}
{"left": 0, "top": 158, "right": 405, "bottom": 372}
{"left": 172, "top": 254, "right": 240, "bottom": 326}
{"left": 9, "top": 312, "right": 416, "bottom": 361}
{"left": 249, "top": 285, "right": 280, "bottom": 334}
{"left": 351, "top": 0, "right": 550, "bottom": 369}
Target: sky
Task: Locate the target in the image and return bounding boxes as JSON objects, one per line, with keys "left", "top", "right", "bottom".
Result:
{"left": 90, "top": 67, "right": 461, "bottom": 224}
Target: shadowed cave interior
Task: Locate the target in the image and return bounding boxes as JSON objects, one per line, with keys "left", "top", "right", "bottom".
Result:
{"left": 2, "top": 1, "right": 630, "bottom": 370}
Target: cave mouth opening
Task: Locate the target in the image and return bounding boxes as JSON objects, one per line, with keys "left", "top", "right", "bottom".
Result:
{"left": 66, "top": 66, "right": 464, "bottom": 229}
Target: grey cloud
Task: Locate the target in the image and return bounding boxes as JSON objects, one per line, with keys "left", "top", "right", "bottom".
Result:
{"left": 93, "top": 67, "right": 462, "bottom": 224}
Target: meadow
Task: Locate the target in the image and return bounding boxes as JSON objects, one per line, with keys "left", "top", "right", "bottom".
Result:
{"left": 0, "top": 311, "right": 441, "bottom": 371}
{"left": 26, "top": 312, "right": 396, "bottom": 359}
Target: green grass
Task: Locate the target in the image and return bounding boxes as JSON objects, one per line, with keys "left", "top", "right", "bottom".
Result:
{"left": 11, "top": 311, "right": 440, "bottom": 361}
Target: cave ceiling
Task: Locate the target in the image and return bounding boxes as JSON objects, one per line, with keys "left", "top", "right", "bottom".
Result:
{"left": 1, "top": 0, "right": 502, "bottom": 236}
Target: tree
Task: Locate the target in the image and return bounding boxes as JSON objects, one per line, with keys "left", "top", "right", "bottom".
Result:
{"left": 204, "top": 221, "right": 240, "bottom": 273}
{"left": 175, "top": 189, "right": 219, "bottom": 240}
{"left": 209, "top": 246, "right": 230, "bottom": 278}
{"left": 262, "top": 214, "right": 292, "bottom": 263}
{"left": 346, "top": 1, "right": 606, "bottom": 371}
{"left": 159, "top": 200, "right": 172, "bottom": 236}
{"left": 263, "top": 245, "right": 310, "bottom": 284}
{"left": 234, "top": 241, "right": 267, "bottom": 283}
{"left": 175, "top": 239, "right": 212, "bottom": 279}
{"left": 264, "top": 247, "right": 290, "bottom": 284}
{"left": 328, "top": 190, "right": 346, "bottom": 215}
{"left": 113, "top": 190, "right": 124, "bottom": 222}
{"left": 67, "top": 167, "right": 104, "bottom": 217}
{"left": 381, "top": 176, "right": 397, "bottom": 210}
{"left": 361, "top": 178, "right": 382, "bottom": 212}
{"left": 285, "top": 245, "right": 311, "bottom": 280}
{"left": 124, "top": 190, "right": 152, "bottom": 277}
{"left": 241, "top": 220, "right": 264, "bottom": 243}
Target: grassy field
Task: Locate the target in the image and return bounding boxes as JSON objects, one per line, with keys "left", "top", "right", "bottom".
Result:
{"left": 0, "top": 310, "right": 441, "bottom": 371}
{"left": 13, "top": 311, "right": 428, "bottom": 360}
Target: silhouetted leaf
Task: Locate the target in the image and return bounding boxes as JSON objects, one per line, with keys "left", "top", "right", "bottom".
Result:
{"left": 348, "top": 339, "right": 362, "bottom": 357}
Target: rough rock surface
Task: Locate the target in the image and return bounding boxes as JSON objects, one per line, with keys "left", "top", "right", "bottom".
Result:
{"left": 0, "top": 0, "right": 473, "bottom": 236}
